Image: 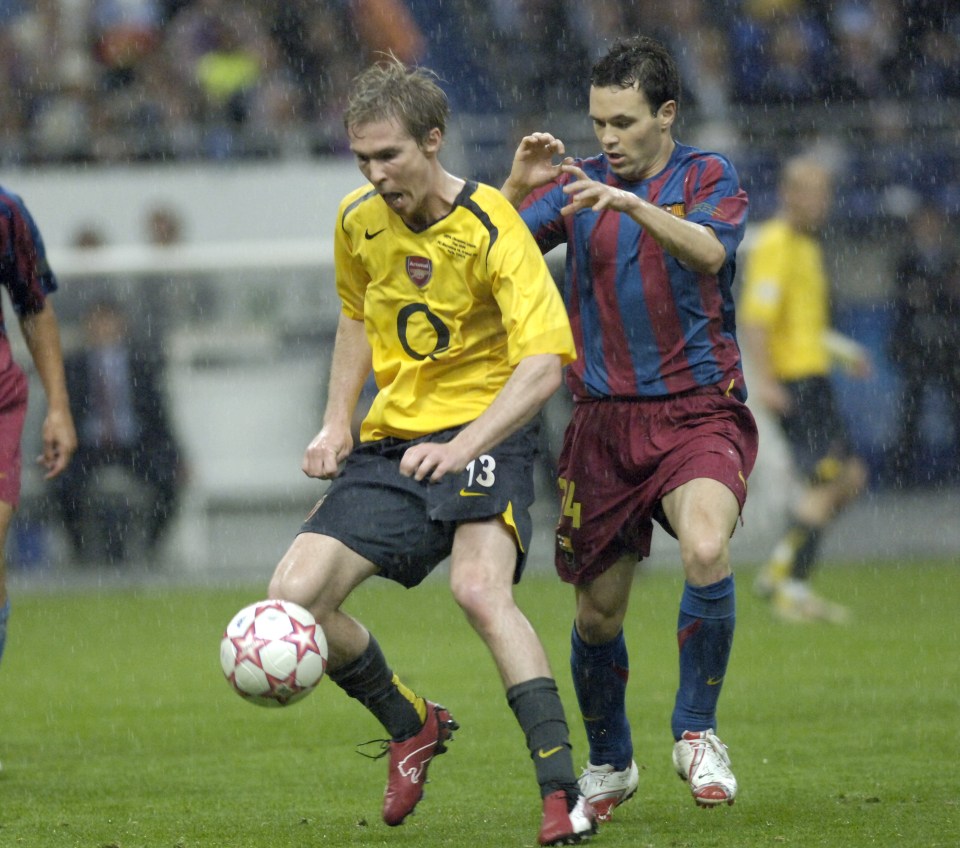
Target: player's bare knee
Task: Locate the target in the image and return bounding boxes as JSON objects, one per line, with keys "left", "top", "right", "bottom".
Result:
{"left": 450, "top": 576, "right": 489, "bottom": 618}
{"left": 267, "top": 568, "right": 321, "bottom": 614}
{"left": 575, "top": 615, "right": 621, "bottom": 645}
{"left": 575, "top": 603, "right": 625, "bottom": 645}
{"left": 450, "top": 574, "right": 505, "bottom": 630}
{"left": 680, "top": 534, "right": 730, "bottom": 585}
{"left": 267, "top": 572, "right": 298, "bottom": 606}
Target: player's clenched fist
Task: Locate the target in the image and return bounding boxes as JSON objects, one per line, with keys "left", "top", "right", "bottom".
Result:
{"left": 302, "top": 423, "right": 352, "bottom": 479}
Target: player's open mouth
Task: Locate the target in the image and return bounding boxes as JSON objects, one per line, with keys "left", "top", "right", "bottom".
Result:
{"left": 606, "top": 152, "right": 625, "bottom": 166}
{"left": 381, "top": 191, "right": 403, "bottom": 207}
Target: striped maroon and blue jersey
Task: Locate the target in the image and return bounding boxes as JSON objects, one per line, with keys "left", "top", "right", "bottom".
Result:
{"left": 0, "top": 186, "right": 57, "bottom": 372}
{"left": 520, "top": 142, "right": 749, "bottom": 401}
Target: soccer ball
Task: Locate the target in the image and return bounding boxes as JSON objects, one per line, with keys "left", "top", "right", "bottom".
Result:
{"left": 220, "top": 600, "right": 328, "bottom": 707}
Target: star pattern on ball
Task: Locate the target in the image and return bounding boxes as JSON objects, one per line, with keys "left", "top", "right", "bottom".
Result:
{"left": 264, "top": 671, "right": 300, "bottom": 705}
{"left": 281, "top": 617, "right": 324, "bottom": 663}
{"left": 221, "top": 599, "right": 327, "bottom": 707}
{"left": 230, "top": 622, "right": 268, "bottom": 668}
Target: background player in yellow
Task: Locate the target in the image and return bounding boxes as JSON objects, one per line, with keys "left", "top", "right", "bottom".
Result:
{"left": 265, "top": 57, "right": 597, "bottom": 845}
{"left": 740, "top": 154, "right": 871, "bottom": 623}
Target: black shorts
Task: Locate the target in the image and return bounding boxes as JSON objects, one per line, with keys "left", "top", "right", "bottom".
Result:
{"left": 299, "top": 422, "right": 538, "bottom": 588}
{"left": 779, "top": 377, "right": 855, "bottom": 482}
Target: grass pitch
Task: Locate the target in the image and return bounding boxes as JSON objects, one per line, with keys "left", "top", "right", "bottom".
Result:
{"left": 1, "top": 557, "right": 957, "bottom": 847}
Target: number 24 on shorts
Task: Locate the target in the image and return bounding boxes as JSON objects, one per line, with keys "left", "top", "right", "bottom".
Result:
{"left": 558, "top": 478, "right": 582, "bottom": 529}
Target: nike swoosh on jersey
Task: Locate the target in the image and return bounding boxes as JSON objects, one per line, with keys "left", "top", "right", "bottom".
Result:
{"left": 459, "top": 489, "right": 488, "bottom": 497}
{"left": 537, "top": 746, "right": 563, "bottom": 759}
{"left": 364, "top": 227, "right": 386, "bottom": 239}
{"left": 706, "top": 676, "right": 725, "bottom": 686}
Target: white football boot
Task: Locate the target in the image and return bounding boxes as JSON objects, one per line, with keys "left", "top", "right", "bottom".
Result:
{"left": 578, "top": 760, "right": 640, "bottom": 822}
{"left": 773, "top": 579, "right": 851, "bottom": 624}
{"left": 672, "top": 729, "right": 737, "bottom": 807}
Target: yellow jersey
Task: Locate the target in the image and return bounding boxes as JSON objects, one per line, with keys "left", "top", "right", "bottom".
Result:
{"left": 739, "top": 218, "right": 831, "bottom": 380}
{"left": 335, "top": 180, "right": 576, "bottom": 441}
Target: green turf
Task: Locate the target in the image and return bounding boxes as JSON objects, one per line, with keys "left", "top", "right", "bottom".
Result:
{"left": 1, "top": 558, "right": 958, "bottom": 847}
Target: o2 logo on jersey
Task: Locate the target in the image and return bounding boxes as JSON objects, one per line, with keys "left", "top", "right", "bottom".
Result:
{"left": 406, "top": 256, "right": 433, "bottom": 287}
{"left": 397, "top": 303, "right": 450, "bottom": 360}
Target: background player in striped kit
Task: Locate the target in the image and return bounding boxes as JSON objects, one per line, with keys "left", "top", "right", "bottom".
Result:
{"left": 0, "top": 186, "right": 77, "bottom": 722}
{"left": 502, "top": 35, "right": 757, "bottom": 817}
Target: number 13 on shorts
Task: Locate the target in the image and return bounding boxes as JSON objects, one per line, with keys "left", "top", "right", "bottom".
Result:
{"left": 465, "top": 454, "right": 496, "bottom": 488}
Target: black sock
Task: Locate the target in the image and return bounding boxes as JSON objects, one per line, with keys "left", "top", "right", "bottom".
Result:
{"left": 792, "top": 526, "right": 823, "bottom": 581}
{"left": 327, "top": 635, "right": 425, "bottom": 740}
{"left": 507, "top": 677, "right": 578, "bottom": 804}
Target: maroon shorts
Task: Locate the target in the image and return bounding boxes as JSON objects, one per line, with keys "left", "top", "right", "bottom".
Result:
{"left": 554, "top": 389, "right": 759, "bottom": 584}
{"left": 0, "top": 364, "right": 29, "bottom": 506}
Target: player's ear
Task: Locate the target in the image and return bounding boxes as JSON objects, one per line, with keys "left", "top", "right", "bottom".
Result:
{"left": 658, "top": 101, "right": 677, "bottom": 130}
{"left": 420, "top": 127, "right": 443, "bottom": 154}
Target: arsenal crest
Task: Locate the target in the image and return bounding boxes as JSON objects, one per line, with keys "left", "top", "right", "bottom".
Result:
{"left": 406, "top": 256, "right": 433, "bottom": 287}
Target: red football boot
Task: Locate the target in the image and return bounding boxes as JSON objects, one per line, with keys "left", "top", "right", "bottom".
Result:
{"left": 382, "top": 701, "right": 458, "bottom": 826}
{"left": 538, "top": 790, "right": 598, "bottom": 845}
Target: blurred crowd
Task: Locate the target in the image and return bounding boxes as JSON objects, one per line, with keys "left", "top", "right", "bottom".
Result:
{"left": 4, "top": 0, "right": 958, "bottom": 573}
{"left": 0, "top": 0, "right": 958, "bottom": 175}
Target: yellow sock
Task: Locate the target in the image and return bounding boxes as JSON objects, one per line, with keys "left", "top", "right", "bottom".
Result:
{"left": 392, "top": 673, "right": 427, "bottom": 724}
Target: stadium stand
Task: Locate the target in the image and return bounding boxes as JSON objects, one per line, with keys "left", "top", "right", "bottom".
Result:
{"left": 2, "top": 0, "right": 958, "bottom": 571}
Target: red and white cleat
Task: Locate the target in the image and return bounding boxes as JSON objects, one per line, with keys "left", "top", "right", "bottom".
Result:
{"left": 672, "top": 729, "right": 737, "bottom": 807}
{"left": 381, "top": 701, "right": 458, "bottom": 826}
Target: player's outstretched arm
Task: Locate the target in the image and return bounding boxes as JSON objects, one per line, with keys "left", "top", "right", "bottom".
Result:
{"left": 400, "top": 353, "right": 562, "bottom": 482}
{"left": 501, "top": 133, "right": 568, "bottom": 209}
{"left": 303, "top": 313, "right": 371, "bottom": 480}
{"left": 823, "top": 329, "right": 872, "bottom": 379}
{"left": 19, "top": 301, "right": 76, "bottom": 478}
{"left": 740, "top": 324, "right": 791, "bottom": 415}
{"left": 560, "top": 163, "right": 726, "bottom": 274}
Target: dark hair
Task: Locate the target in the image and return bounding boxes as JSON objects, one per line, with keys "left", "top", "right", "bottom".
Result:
{"left": 590, "top": 35, "right": 681, "bottom": 115}
{"left": 344, "top": 54, "right": 449, "bottom": 144}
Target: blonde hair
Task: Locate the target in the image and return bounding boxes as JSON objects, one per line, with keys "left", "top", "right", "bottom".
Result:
{"left": 344, "top": 54, "right": 448, "bottom": 144}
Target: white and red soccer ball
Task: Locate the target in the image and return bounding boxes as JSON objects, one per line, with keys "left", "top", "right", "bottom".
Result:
{"left": 220, "top": 600, "right": 328, "bottom": 707}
